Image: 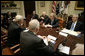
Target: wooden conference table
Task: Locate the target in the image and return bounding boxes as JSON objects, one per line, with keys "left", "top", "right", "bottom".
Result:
{"left": 2, "top": 26, "right": 84, "bottom": 55}
{"left": 37, "top": 26, "right": 84, "bottom": 55}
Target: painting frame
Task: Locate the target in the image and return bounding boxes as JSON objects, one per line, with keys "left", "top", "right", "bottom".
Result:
{"left": 40, "top": 1, "right": 45, "bottom": 7}
{"left": 75, "top": 1, "right": 84, "bottom": 10}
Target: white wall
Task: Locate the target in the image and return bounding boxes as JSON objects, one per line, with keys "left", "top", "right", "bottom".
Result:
{"left": 67, "top": 1, "right": 84, "bottom": 16}
{"left": 35, "top": 1, "right": 52, "bottom": 17}
{"left": 35, "top": 1, "right": 84, "bottom": 17}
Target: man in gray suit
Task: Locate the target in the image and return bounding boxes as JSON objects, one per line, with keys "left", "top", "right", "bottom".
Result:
{"left": 7, "top": 15, "right": 25, "bottom": 47}
{"left": 20, "top": 19, "right": 55, "bottom": 55}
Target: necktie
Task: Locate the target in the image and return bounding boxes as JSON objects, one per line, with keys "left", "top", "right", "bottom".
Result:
{"left": 70, "top": 23, "right": 75, "bottom": 30}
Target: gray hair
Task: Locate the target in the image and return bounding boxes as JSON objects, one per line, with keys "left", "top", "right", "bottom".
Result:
{"left": 72, "top": 14, "right": 79, "bottom": 18}
{"left": 14, "top": 15, "right": 24, "bottom": 22}
{"left": 28, "top": 19, "right": 40, "bottom": 30}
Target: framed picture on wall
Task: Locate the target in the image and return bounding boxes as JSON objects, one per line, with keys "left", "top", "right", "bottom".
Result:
{"left": 40, "top": 1, "right": 45, "bottom": 7}
{"left": 75, "top": 1, "right": 84, "bottom": 10}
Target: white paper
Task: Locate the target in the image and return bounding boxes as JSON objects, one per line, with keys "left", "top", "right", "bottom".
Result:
{"left": 47, "top": 35, "right": 57, "bottom": 41}
{"left": 59, "top": 46, "right": 70, "bottom": 55}
{"left": 58, "top": 44, "right": 64, "bottom": 49}
{"left": 59, "top": 32, "right": 68, "bottom": 37}
{"left": 37, "top": 35, "right": 48, "bottom": 46}
{"left": 50, "top": 40, "right": 56, "bottom": 44}
{"left": 61, "top": 28, "right": 79, "bottom": 36}
{"left": 43, "top": 38, "right": 48, "bottom": 46}
{"left": 44, "top": 25, "right": 52, "bottom": 28}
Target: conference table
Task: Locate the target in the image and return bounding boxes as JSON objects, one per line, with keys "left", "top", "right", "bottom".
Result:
{"left": 2, "top": 25, "right": 84, "bottom": 55}
{"left": 37, "top": 26, "right": 84, "bottom": 55}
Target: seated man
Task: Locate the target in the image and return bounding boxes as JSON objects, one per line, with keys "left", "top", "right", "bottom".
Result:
{"left": 20, "top": 19, "right": 55, "bottom": 55}
{"left": 1, "top": 15, "right": 7, "bottom": 29}
{"left": 44, "top": 13, "right": 59, "bottom": 28}
{"left": 39, "top": 11, "right": 49, "bottom": 24}
{"left": 31, "top": 11, "right": 39, "bottom": 20}
{"left": 66, "top": 14, "right": 83, "bottom": 34}
{"left": 7, "top": 15, "right": 25, "bottom": 47}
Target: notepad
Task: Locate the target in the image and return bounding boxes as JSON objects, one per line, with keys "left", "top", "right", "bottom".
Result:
{"left": 59, "top": 46, "right": 70, "bottom": 55}
{"left": 58, "top": 44, "right": 70, "bottom": 55}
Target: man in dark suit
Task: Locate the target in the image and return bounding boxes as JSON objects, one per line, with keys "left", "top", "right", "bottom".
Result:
{"left": 7, "top": 15, "right": 25, "bottom": 47}
{"left": 44, "top": 13, "right": 59, "bottom": 28}
{"left": 39, "top": 11, "right": 49, "bottom": 23}
{"left": 20, "top": 19, "right": 55, "bottom": 55}
{"left": 31, "top": 11, "right": 39, "bottom": 20}
{"left": 66, "top": 14, "right": 83, "bottom": 34}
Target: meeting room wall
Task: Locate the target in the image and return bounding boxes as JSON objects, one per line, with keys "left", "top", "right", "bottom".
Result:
{"left": 1, "top": 1, "right": 25, "bottom": 18}
{"left": 35, "top": 1, "right": 84, "bottom": 17}
{"left": 67, "top": 1, "right": 84, "bottom": 16}
{"left": 35, "top": 1, "right": 53, "bottom": 17}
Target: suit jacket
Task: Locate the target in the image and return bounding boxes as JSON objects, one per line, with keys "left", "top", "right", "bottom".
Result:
{"left": 66, "top": 21, "right": 83, "bottom": 33}
{"left": 31, "top": 14, "right": 39, "bottom": 20}
{"left": 45, "top": 18, "right": 59, "bottom": 28}
{"left": 40, "top": 15, "right": 49, "bottom": 23}
{"left": 20, "top": 31, "right": 55, "bottom": 55}
{"left": 7, "top": 21, "right": 25, "bottom": 47}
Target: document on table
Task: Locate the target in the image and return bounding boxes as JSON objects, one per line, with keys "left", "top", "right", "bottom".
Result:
{"left": 59, "top": 32, "right": 68, "bottom": 37}
{"left": 58, "top": 44, "right": 70, "bottom": 55}
{"left": 37, "top": 35, "right": 57, "bottom": 45}
{"left": 61, "top": 28, "right": 80, "bottom": 36}
{"left": 44, "top": 25, "right": 52, "bottom": 28}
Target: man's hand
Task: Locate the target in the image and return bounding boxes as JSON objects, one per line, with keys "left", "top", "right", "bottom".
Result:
{"left": 77, "top": 31, "right": 81, "bottom": 34}
{"left": 41, "top": 17, "right": 44, "bottom": 19}
{"left": 47, "top": 37, "right": 51, "bottom": 42}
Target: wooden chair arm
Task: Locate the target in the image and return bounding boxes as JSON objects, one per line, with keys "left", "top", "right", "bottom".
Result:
{"left": 14, "top": 48, "right": 20, "bottom": 54}
{"left": 10, "top": 44, "right": 20, "bottom": 50}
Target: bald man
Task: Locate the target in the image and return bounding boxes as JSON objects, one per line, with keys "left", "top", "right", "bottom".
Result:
{"left": 40, "top": 11, "right": 49, "bottom": 23}
{"left": 7, "top": 15, "right": 25, "bottom": 47}
{"left": 45, "top": 13, "right": 59, "bottom": 28}
{"left": 20, "top": 19, "right": 55, "bottom": 55}
{"left": 66, "top": 14, "right": 83, "bottom": 34}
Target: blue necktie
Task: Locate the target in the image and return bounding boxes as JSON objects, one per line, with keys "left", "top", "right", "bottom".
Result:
{"left": 70, "top": 23, "right": 75, "bottom": 30}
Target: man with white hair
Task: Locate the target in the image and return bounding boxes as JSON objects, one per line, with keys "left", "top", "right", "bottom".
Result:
{"left": 66, "top": 14, "right": 83, "bottom": 34}
{"left": 40, "top": 11, "right": 49, "bottom": 24}
{"left": 44, "top": 13, "right": 59, "bottom": 28}
{"left": 7, "top": 15, "right": 25, "bottom": 47}
{"left": 20, "top": 19, "right": 55, "bottom": 55}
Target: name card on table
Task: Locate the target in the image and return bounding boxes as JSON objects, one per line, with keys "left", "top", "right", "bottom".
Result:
{"left": 59, "top": 32, "right": 68, "bottom": 37}
{"left": 61, "top": 28, "right": 80, "bottom": 37}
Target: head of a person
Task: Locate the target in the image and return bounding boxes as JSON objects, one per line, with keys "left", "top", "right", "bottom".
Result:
{"left": 14, "top": 15, "right": 24, "bottom": 26}
{"left": 7, "top": 11, "right": 11, "bottom": 15}
{"left": 72, "top": 14, "right": 78, "bottom": 22}
{"left": 50, "top": 13, "right": 54, "bottom": 20}
{"left": 33, "top": 11, "right": 36, "bottom": 15}
{"left": 42, "top": 11, "right": 46, "bottom": 16}
{"left": 1, "top": 15, "right": 4, "bottom": 24}
{"left": 28, "top": 19, "right": 40, "bottom": 34}
{"left": 1, "top": 15, "right": 3, "bottom": 21}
